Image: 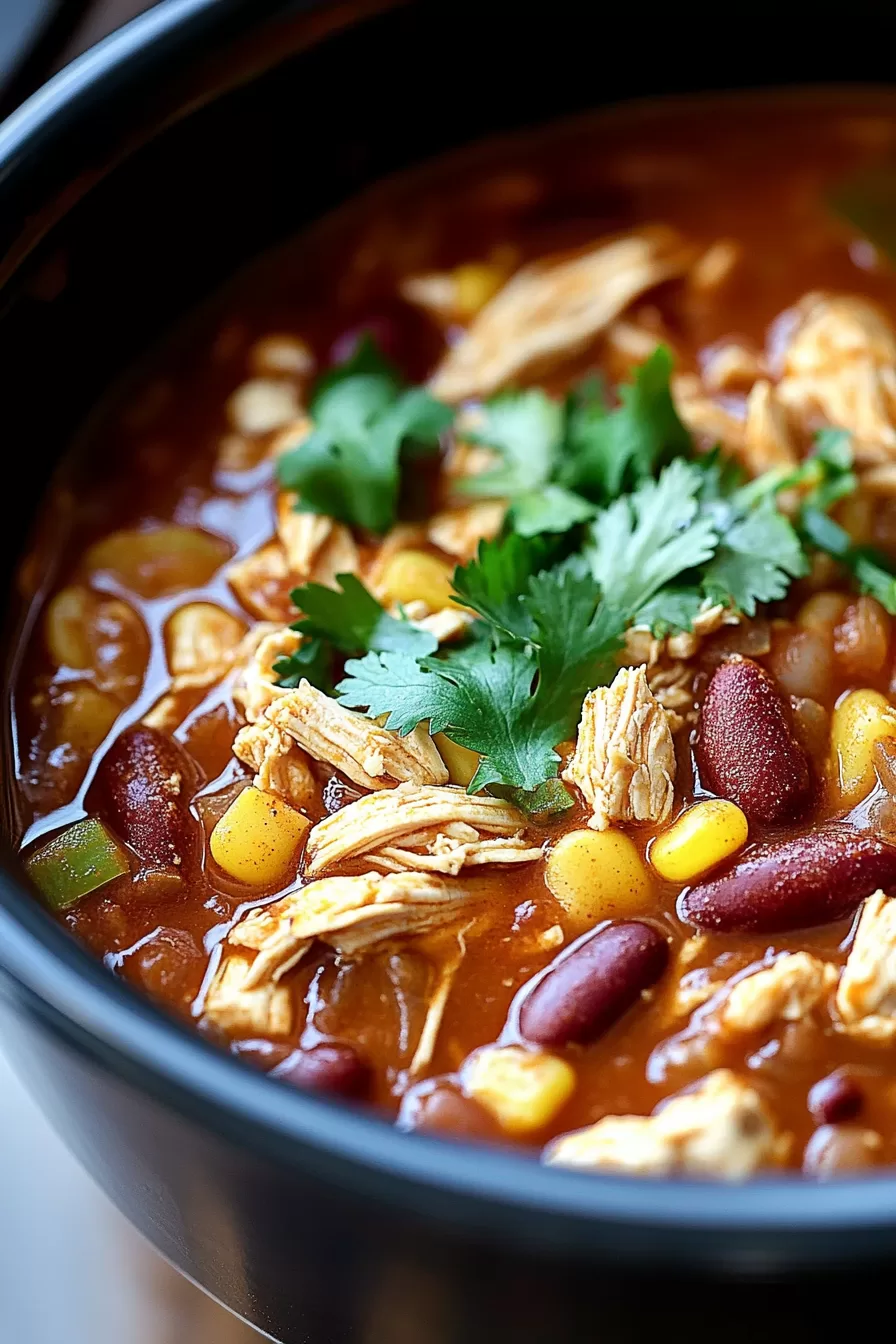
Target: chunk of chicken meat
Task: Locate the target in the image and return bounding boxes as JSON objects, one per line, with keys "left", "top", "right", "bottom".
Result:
{"left": 429, "top": 227, "right": 697, "bottom": 402}
{"left": 267, "top": 680, "right": 448, "bottom": 791}
{"left": 203, "top": 954, "right": 294, "bottom": 1038}
{"left": 231, "top": 625, "right": 302, "bottom": 724}
{"left": 717, "top": 952, "right": 838, "bottom": 1036}
{"left": 836, "top": 891, "right": 896, "bottom": 1042}
{"left": 776, "top": 293, "right": 896, "bottom": 463}
{"left": 545, "top": 1069, "right": 785, "bottom": 1179}
{"left": 225, "top": 869, "right": 480, "bottom": 987}
{"left": 226, "top": 541, "right": 294, "bottom": 622}
{"left": 232, "top": 719, "right": 316, "bottom": 812}
{"left": 562, "top": 665, "right": 675, "bottom": 830}
{"left": 304, "top": 783, "right": 542, "bottom": 877}
{"left": 276, "top": 492, "right": 359, "bottom": 586}
{"left": 426, "top": 501, "right": 507, "bottom": 561}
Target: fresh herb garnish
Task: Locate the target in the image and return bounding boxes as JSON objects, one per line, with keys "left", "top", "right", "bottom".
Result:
{"left": 337, "top": 539, "right": 626, "bottom": 806}
{"left": 276, "top": 337, "right": 452, "bottom": 533}
{"left": 272, "top": 573, "right": 437, "bottom": 692}
{"left": 459, "top": 346, "right": 691, "bottom": 535}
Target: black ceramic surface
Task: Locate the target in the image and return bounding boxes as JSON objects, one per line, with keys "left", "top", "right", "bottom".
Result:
{"left": 3, "top": 2, "right": 896, "bottom": 1339}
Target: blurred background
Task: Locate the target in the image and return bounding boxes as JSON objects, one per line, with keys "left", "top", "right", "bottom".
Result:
{"left": 0, "top": 2, "right": 261, "bottom": 1338}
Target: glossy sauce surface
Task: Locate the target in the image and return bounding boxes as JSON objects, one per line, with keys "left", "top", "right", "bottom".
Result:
{"left": 14, "top": 92, "right": 896, "bottom": 1172}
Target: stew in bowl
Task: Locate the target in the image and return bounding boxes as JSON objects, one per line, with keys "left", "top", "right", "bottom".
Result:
{"left": 15, "top": 91, "right": 896, "bottom": 1181}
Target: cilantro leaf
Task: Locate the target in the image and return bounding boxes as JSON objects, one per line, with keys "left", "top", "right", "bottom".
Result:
{"left": 276, "top": 337, "right": 452, "bottom": 533}
{"left": 338, "top": 546, "right": 626, "bottom": 799}
{"left": 273, "top": 637, "right": 335, "bottom": 695}
{"left": 338, "top": 642, "right": 563, "bottom": 794}
{"left": 801, "top": 507, "right": 896, "bottom": 613}
{"left": 273, "top": 573, "right": 437, "bottom": 689}
{"left": 459, "top": 390, "right": 563, "bottom": 498}
{"left": 584, "top": 459, "right": 718, "bottom": 616}
{"left": 702, "top": 499, "right": 808, "bottom": 616}
{"left": 633, "top": 586, "right": 706, "bottom": 637}
{"left": 290, "top": 573, "right": 436, "bottom": 657}
{"left": 522, "top": 558, "right": 627, "bottom": 737}
{"left": 558, "top": 346, "right": 692, "bottom": 499}
{"left": 509, "top": 485, "right": 596, "bottom": 537}
{"left": 450, "top": 534, "right": 554, "bottom": 640}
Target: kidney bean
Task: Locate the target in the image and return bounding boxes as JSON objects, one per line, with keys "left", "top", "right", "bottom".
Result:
{"left": 679, "top": 825, "right": 896, "bottom": 933}
{"left": 271, "top": 1043, "right": 371, "bottom": 1099}
{"left": 328, "top": 301, "right": 441, "bottom": 381}
{"left": 519, "top": 921, "right": 669, "bottom": 1048}
{"left": 802, "top": 1124, "right": 881, "bottom": 1177}
{"left": 808, "top": 1071, "right": 864, "bottom": 1125}
{"left": 695, "top": 656, "right": 812, "bottom": 823}
{"left": 406, "top": 1084, "right": 500, "bottom": 1139}
{"left": 92, "top": 724, "right": 201, "bottom": 889}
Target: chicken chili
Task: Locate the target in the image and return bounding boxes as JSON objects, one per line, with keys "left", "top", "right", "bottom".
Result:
{"left": 17, "top": 93, "right": 896, "bottom": 1179}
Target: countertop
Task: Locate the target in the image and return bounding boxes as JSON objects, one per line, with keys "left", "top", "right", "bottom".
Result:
{"left": 0, "top": 1044, "right": 261, "bottom": 1343}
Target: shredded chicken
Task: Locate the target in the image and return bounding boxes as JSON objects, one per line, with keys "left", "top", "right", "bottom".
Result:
{"left": 741, "top": 379, "right": 799, "bottom": 475}
{"left": 226, "top": 541, "right": 294, "bottom": 622}
{"left": 545, "top": 1069, "right": 784, "bottom": 1179}
{"left": 233, "top": 719, "right": 317, "bottom": 812}
{"left": 776, "top": 293, "right": 896, "bottom": 463}
{"left": 718, "top": 953, "right": 838, "bottom": 1036}
{"left": 562, "top": 666, "right": 675, "bottom": 830}
{"left": 673, "top": 372, "right": 746, "bottom": 456}
{"left": 836, "top": 891, "right": 896, "bottom": 1042}
{"left": 267, "top": 679, "right": 449, "bottom": 790}
{"left": 304, "top": 783, "right": 541, "bottom": 877}
{"left": 406, "top": 604, "right": 475, "bottom": 644}
{"left": 203, "top": 954, "right": 294, "bottom": 1037}
{"left": 429, "top": 227, "right": 696, "bottom": 402}
{"left": 165, "top": 602, "right": 247, "bottom": 690}
{"left": 225, "top": 870, "right": 479, "bottom": 987}
{"left": 701, "top": 342, "right": 765, "bottom": 392}
{"left": 232, "top": 625, "right": 302, "bottom": 724}
{"left": 426, "top": 501, "right": 507, "bottom": 560}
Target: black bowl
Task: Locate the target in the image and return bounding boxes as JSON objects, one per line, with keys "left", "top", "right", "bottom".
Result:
{"left": 3, "top": 3, "right": 896, "bottom": 1340}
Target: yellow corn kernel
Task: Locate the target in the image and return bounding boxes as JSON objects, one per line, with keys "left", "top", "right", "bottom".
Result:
{"left": 210, "top": 786, "right": 309, "bottom": 885}
{"left": 461, "top": 1045, "right": 575, "bottom": 1136}
{"left": 831, "top": 688, "right": 896, "bottom": 806}
{"left": 650, "top": 800, "right": 749, "bottom": 884}
{"left": 453, "top": 263, "right": 506, "bottom": 318}
{"left": 433, "top": 732, "right": 480, "bottom": 787}
{"left": 545, "top": 829, "right": 653, "bottom": 930}
{"left": 377, "top": 549, "right": 454, "bottom": 612}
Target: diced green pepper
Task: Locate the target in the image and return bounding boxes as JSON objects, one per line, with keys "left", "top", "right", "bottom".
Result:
{"left": 25, "top": 816, "right": 129, "bottom": 910}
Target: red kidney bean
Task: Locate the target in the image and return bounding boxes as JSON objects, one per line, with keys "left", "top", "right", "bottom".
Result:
{"left": 271, "top": 1043, "right": 371, "bottom": 1099}
{"left": 679, "top": 825, "right": 896, "bottom": 933}
{"left": 406, "top": 1084, "right": 500, "bottom": 1139}
{"left": 519, "top": 921, "right": 669, "bottom": 1048}
{"left": 808, "top": 1071, "right": 864, "bottom": 1125}
{"left": 92, "top": 724, "right": 201, "bottom": 888}
{"left": 695, "top": 656, "right": 812, "bottom": 823}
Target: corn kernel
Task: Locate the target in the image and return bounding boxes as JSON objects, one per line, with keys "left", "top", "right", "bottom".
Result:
{"left": 210, "top": 785, "right": 309, "bottom": 885}
{"left": 545, "top": 829, "right": 653, "bottom": 930}
{"left": 433, "top": 732, "right": 480, "bottom": 787}
{"left": 377, "top": 549, "right": 454, "bottom": 612}
{"left": 650, "top": 799, "right": 749, "bottom": 883}
{"left": 453, "top": 263, "right": 506, "bottom": 317}
{"left": 831, "top": 688, "right": 896, "bottom": 806}
{"left": 461, "top": 1045, "right": 575, "bottom": 1135}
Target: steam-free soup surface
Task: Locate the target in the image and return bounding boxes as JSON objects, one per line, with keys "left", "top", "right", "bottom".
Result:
{"left": 15, "top": 93, "right": 896, "bottom": 1178}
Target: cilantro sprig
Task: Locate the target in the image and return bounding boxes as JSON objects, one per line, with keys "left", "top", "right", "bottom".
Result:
{"left": 269, "top": 333, "right": 896, "bottom": 806}
{"left": 273, "top": 573, "right": 437, "bottom": 692}
{"left": 337, "top": 540, "right": 627, "bottom": 805}
{"left": 460, "top": 347, "right": 691, "bottom": 535}
{"left": 276, "top": 338, "right": 452, "bottom": 533}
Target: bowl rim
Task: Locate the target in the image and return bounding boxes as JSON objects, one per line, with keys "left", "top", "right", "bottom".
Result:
{"left": 3, "top": 0, "right": 896, "bottom": 1248}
